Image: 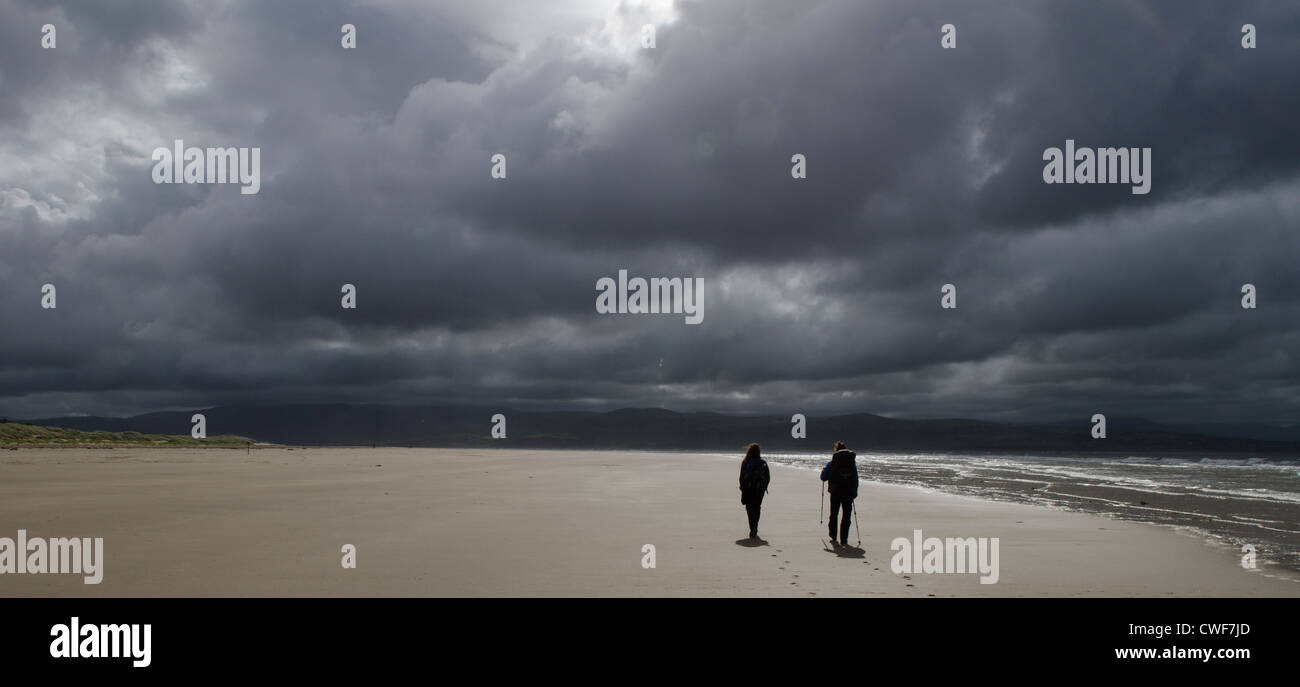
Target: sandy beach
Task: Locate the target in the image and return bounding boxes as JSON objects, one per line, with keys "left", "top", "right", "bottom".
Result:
{"left": 0, "top": 447, "right": 1296, "bottom": 597}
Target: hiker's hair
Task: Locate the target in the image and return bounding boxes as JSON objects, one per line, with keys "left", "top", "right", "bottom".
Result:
{"left": 834, "top": 441, "right": 846, "bottom": 451}
{"left": 745, "top": 443, "right": 761, "bottom": 460}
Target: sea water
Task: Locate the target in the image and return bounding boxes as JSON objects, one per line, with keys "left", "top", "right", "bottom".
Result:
{"left": 726, "top": 451, "right": 1300, "bottom": 574}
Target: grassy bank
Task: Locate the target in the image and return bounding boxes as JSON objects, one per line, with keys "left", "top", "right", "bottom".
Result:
{"left": 0, "top": 421, "right": 260, "bottom": 448}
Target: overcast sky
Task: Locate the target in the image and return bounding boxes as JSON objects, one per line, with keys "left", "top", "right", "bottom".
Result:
{"left": 0, "top": 0, "right": 1297, "bottom": 425}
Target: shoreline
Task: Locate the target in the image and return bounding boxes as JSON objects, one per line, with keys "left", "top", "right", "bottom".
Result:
{"left": 761, "top": 458, "right": 1300, "bottom": 578}
{"left": 8, "top": 444, "right": 1298, "bottom": 457}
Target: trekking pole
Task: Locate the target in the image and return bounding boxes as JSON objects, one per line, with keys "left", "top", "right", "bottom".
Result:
{"left": 852, "top": 501, "right": 862, "bottom": 547}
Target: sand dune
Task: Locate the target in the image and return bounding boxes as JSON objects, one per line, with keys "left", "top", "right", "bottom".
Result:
{"left": 0, "top": 447, "right": 1295, "bottom": 596}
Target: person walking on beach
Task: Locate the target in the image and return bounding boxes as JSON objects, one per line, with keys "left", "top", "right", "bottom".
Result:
{"left": 739, "top": 443, "right": 771, "bottom": 540}
{"left": 820, "top": 441, "right": 859, "bottom": 547}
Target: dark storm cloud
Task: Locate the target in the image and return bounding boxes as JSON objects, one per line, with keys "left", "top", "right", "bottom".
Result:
{"left": 0, "top": 0, "right": 1297, "bottom": 427}
{"left": 0, "top": 0, "right": 200, "bottom": 130}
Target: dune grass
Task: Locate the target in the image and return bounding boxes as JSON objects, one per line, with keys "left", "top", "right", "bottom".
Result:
{"left": 0, "top": 421, "right": 258, "bottom": 448}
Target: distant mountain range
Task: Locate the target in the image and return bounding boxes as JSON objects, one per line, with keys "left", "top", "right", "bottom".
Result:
{"left": 16, "top": 404, "right": 1300, "bottom": 456}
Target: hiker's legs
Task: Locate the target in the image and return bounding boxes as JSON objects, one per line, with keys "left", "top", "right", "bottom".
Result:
{"left": 746, "top": 493, "right": 763, "bottom": 536}
{"left": 838, "top": 498, "right": 853, "bottom": 544}
{"left": 828, "top": 496, "right": 842, "bottom": 540}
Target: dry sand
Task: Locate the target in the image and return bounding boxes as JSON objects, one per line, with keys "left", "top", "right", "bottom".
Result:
{"left": 0, "top": 447, "right": 1296, "bottom": 597}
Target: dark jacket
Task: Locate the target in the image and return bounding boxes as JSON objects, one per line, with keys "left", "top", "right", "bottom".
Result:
{"left": 739, "top": 456, "right": 770, "bottom": 505}
{"left": 822, "top": 449, "right": 859, "bottom": 500}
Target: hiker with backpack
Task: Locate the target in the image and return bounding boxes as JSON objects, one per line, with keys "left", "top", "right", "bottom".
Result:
{"left": 738, "top": 443, "right": 771, "bottom": 540}
{"left": 820, "top": 441, "right": 859, "bottom": 548}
